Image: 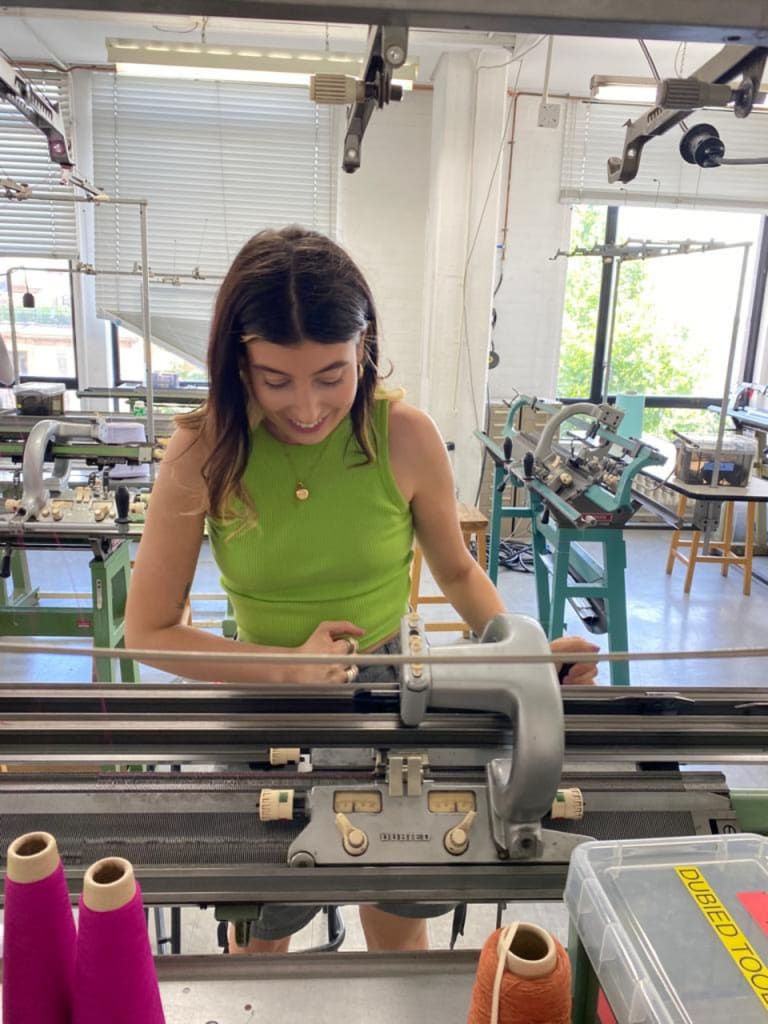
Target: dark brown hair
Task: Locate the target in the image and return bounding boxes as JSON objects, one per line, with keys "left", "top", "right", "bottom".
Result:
{"left": 180, "top": 226, "right": 380, "bottom": 520}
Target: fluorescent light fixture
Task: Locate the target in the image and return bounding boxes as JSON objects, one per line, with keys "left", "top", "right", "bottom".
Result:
{"left": 106, "top": 38, "right": 417, "bottom": 89}
{"left": 590, "top": 76, "right": 659, "bottom": 104}
{"left": 590, "top": 73, "right": 768, "bottom": 109}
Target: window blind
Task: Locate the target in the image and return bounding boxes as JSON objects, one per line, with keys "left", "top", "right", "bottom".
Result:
{"left": 561, "top": 98, "right": 768, "bottom": 211}
{"left": 0, "top": 69, "right": 77, "bottom": 257}
{"left": 91, "top": 72, "right": 336, "bottom": 364}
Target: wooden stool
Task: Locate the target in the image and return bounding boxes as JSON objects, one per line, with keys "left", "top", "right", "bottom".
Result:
{"left": 666, "top": 495, "right": 756, "bottom": 595}
{"left": 409, "top": 502, "right": 488, "bottom": 631}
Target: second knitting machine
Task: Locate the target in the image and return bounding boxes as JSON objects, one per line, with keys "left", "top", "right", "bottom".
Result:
{"left": 477, "top": 398, "right": 667, "bottom": 684}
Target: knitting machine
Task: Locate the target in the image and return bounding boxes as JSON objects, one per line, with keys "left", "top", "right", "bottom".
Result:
{"left": 0, "top": 415, "right": 154, "bottom": 532}
{"left": 493, "top": 397, "right": 666, "bottom": 530}
{"left": 0, "top": 612, "right": 761, "bottom": 913}
{"left": 0, "top": 415, "right": 155, "bottom": 681}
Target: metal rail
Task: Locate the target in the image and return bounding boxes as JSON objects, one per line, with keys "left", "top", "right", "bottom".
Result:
{"left": 0, "top": 687, "right": 766, "bottom": 763}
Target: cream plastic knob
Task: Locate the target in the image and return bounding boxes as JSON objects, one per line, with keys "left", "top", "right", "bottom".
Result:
{"left": 335, "top": 812, "right": 368, "bottom": 856}
{"left": 269, "top": 747, "right": 301, "bottom": 766}
{"left": 444, "top": 809, "right": 476, "bottom": 855}
{"left": 7, "top": 831, "right": 60, "bottom": 884}
{"left": 259, "top": 788, "right": 295, "bottom": 822}
{"left": 550, "top": 787, "right": 584, "bottom": 820}
{"left": 444, "top": 826, "right": 469, "bottom": 855}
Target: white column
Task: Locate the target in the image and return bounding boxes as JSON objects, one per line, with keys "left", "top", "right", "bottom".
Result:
{"left": 69, "top": 70, "right": 112, "bottom": 404}
{"left": 419, "top": 50, "right": 509, "bottom": 502}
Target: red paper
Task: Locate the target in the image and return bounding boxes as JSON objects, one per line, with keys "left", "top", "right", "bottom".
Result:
{"left": 737, "top": 891, "right": 768, "bottom": 939}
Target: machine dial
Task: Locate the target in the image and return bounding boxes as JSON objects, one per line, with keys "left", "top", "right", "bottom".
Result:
{"left": 428, "top": 790, "right": 476, "bottom": 814}
{"left": 333, "top": 790, "right": 382, "bottom": 814}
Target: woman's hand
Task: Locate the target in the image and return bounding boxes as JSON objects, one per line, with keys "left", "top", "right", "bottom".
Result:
{"left": 550, "top": 636, "right": 600, "bottom": 685}
{"left": 292, "top": 620, "right": 366, "bottom": 684}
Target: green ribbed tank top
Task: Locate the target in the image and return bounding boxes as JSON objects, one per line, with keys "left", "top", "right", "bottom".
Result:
{"left": 207, "top": 398, "right": 413, "bottom": 649}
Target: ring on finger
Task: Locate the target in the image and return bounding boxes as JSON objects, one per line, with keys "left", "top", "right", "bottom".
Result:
{"left": 345, "top": 637, "right": 359, "bottom": 655}
{"left": 344, "top": 665, "right": 359, "bottom": 684}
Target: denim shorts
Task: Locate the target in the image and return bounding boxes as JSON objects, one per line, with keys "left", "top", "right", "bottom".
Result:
{"left": 242, "top": 635, "right": 453, "bottom": 942}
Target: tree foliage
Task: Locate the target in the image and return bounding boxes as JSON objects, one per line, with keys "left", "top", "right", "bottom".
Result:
{"left": 558, "top": 206, "right": 702, "bottom": 436}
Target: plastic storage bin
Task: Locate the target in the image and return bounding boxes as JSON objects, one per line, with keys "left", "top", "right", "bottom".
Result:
{"left": 673, "top": 434, "right": 755, "bottom": 487}
{"left": 565, "top": 834, "right": 768, "bottom": 1024}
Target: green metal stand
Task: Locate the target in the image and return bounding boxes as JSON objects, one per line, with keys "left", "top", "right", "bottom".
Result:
{"left": 487, "top": 465, "right": 630, "bottom": 685}
{"left": 534, "top": 511, "right": 630, "bottom": 687}
{"left": 487, "top": 454, "right": 532, "bottom": 587}
{"left": 0, "top": 542, "right": 138, "bottom": 682}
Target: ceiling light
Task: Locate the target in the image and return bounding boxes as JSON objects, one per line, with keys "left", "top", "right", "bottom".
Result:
{"left": 589, "top": 76, "right": 658, "bottom": 104}
{"left": 106, "top": 38, "right": 417, "bottom": 90}
{"left": 590, "top": 73, "right": 768, "bottom": 109}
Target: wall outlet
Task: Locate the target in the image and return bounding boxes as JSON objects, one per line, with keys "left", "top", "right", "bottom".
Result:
{"left": 537, "top": 102, "right": 561, "bottom": 129}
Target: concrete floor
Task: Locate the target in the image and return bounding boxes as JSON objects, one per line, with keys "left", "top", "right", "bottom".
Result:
{"left": 1, "top": 528, "right": 767, "bottom": 957}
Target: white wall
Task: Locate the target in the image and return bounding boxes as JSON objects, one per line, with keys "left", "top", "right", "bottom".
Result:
{"left": 337, "top": 89, "right": 433, "bottom": 403}
{"left": 490, "top": 95, "right": 571, "bottom": 403}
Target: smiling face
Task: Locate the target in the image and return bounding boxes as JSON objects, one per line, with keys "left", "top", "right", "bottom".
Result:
{"left": 244, "top": 337, "right": 363, "bottom": 444}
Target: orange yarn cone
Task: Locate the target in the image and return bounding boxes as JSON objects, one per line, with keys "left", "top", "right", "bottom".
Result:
{"left": 467, "top": 922, "right": 571, "bottom": 1024}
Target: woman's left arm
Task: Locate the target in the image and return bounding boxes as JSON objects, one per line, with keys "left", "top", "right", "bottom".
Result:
{"left": 392, "top": 404, "right": 598, "bottom": 685}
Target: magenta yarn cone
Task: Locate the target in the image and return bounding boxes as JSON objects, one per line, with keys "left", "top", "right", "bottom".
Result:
{"left": 72, "top": 858, "right": 165, "bottom": 1024}
{"left": 3, "top": 831, "right": 77, "bottom": 1024}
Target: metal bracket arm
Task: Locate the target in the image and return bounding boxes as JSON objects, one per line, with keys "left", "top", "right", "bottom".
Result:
{"left": 0, "top": 50, "right": 73, "bottom": 170}
{"left": 607, "top": 43, "right": 768, "bottom": 183}
{"left": 343, "top": 25, "right": 408, "bottom": 173}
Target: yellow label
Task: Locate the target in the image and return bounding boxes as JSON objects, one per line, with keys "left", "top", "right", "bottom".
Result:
{"left": 675, "top": 865, "right": 768, "bottom": 1012}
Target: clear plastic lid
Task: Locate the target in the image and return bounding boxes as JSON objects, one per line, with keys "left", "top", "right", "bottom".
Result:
{"left": 565, "top": 834, "right": 768, "bottom": 1023}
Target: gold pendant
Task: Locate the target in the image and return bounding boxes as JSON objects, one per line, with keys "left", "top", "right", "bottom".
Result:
{"left": 295, "top": 483, "right": 310, "bottom": 501}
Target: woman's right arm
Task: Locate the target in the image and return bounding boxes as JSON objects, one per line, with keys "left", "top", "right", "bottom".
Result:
{"left": 125, "top": 426, "right": 362, "bottom": 684}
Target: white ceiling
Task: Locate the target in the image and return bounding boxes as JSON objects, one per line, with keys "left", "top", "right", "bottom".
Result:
{"left": 0, "top": 7, "right": 724, "bottom": 94}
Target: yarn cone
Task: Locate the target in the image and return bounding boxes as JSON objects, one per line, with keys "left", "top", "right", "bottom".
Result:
{"left": 72, "top": 857, "right": 165, "bottom": 1024}
{"left": 467, "top": 922, "right": 571, "bottom": 1024}
{"left": 3, "top": 831, "right": 77, "bottom": 1024}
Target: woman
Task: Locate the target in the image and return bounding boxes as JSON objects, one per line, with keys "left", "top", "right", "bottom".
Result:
{"left": 125, "top": 226, "right": 597, "bottom": 954}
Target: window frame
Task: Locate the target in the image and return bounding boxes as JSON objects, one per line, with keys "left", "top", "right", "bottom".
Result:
{"left": 561, "top": 205, "right": 767, "bottom": 410}
{"left": 0, "top": 257, "right": 79, "bottom": 389}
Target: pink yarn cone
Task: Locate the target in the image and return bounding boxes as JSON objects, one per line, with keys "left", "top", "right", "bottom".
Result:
{"left": 72, "top": 858, "right": 165, "bottom": 1024}
{"left": 3, "top": 831, "right": 77, "bottom": 1024}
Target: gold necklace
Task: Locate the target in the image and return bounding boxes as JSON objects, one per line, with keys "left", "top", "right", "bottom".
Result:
{"left": 279, "top": 431, "right": 336, "bottom": 502}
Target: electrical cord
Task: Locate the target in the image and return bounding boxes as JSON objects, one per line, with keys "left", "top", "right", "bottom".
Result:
{"left": 497, "top": 539, "right": 535, "bottom": 573}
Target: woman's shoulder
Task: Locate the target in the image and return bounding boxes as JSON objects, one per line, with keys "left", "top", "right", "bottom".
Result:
{"left": 386, "top": 400, "right": 445, "bottom": 457}
{"left": 387, "top": 398, "right": 438, "bottom": 434}
{"left": 157, "top": 421, "right": 213, "bottom": 495}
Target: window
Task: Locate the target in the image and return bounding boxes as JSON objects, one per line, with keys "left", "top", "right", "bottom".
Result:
{"left": 91, "top": 72, "right": 336, "bottom": 372}
{"left": 0, "top": 257, "right": 77, "bottom": 385}
{"left": 558, "top": 205, "right": 762, "bottom": 437}
{"left": 112, "top": 323, "right": 204, "bottom": 389}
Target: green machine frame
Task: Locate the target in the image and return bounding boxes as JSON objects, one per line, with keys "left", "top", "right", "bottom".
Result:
{"left": 0, "top": 540, "right": 137, "bottom": 682}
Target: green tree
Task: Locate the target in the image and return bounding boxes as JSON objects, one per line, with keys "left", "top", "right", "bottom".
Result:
{"left": 558, "top": 206, "right": 701, "bottom": 436}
